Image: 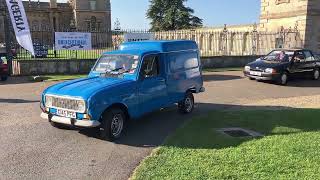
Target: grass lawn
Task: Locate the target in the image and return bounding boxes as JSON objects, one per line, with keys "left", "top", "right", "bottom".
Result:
{"left": 132, "top": 109, "right": 320, "bottom": 179}
{"left": 203, "top": 67, "right": 243, "bottom": 72}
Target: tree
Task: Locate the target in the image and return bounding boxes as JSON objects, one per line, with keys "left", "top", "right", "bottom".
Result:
{"left": 147, "top": 0, "right": 203, "bottom": 31}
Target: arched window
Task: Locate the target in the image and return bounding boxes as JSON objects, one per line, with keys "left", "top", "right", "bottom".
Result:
{"left": 208, "top": 34, "right": 214, "bottom": 51}
{"left": 219, "top": 33, "right": 225, "bottom": 51}
{"left": 91, "top": 16, "right": 97, "bottom": 31}
{"left": 89, "top": 0, "right": 97, "bottom": 10}
{"left": 242, "top": 32, "right": 249, "bottom": 53}
{"left": 230, "top": 32, "right": 236, "bottom": 52}
{"left": 199, "top": 34, "right": 204, "bottom": 50}
{"left": 32, "top": 20, "right": 39, "bottom": 31}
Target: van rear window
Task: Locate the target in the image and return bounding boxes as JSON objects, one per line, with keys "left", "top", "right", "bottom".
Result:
{"left": 169, "top": 52, "right": 199, "bottom": 72}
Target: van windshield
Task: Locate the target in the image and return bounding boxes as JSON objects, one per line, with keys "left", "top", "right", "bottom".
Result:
{"left": 93, "top": 55, "right": 139, "bottom": 76}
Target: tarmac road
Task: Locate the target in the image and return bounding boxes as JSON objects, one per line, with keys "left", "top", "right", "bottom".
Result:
{"left": 0, "top": 71, "right": 320, "bottom": 180}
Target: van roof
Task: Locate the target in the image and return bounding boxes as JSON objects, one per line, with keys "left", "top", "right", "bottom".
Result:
{"left": 103, "top": 40, "right": 198, "bottom": 56}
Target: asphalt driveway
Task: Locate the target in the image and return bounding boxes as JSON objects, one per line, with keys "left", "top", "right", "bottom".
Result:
{"left": 1, "top": 71, "right": 320, "bottom": 179}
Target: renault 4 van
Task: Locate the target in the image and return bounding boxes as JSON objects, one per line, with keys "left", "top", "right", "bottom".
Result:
{"left": 41, "top": 40, "right": 205, "bottom": 140}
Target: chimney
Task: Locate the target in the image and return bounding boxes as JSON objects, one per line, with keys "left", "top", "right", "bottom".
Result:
{"left": 50, "top": 0, "right": 57, "bottom": 8}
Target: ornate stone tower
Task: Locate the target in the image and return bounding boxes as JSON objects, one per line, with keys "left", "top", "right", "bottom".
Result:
{"left": 69, "top": 0, "right": 111, "bottom": 32}
{"left": 50, "top": 0, "right": 57, "bottom": 8}
{"left": 259, "top": 0, "right": 320, "bottom": 53}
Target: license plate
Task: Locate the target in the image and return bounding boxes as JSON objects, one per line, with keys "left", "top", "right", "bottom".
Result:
{"left": 250, "top": 71, "right": 262, "bottom": 76}
{"left": 57, "top": 109, "right": 76, "bottom": 118}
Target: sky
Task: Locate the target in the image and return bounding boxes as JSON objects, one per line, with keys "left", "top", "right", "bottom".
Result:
{"left": 30, "top": 0, "right": 261, "bottom": 30}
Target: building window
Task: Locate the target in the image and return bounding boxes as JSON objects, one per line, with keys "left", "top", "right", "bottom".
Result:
{"left": 276, "top": 0, "right": 290, "bottom": 5}
{"left": 91, "top": 16, "right": 97, "bottom": 31}
{"left": 89, "top": 0, "right": 97, "bottom": 10}
{"left": 32, "top": 20, "right": 39, "bottom": 31}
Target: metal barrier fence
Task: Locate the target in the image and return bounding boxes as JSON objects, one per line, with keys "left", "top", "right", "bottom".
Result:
{"left": 3, "top": 27, "right": 303, "bottom": 60}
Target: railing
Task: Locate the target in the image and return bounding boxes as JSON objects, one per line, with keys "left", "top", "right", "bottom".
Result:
{"left": 2, "top": 27, "right": 303, "bottom": 60}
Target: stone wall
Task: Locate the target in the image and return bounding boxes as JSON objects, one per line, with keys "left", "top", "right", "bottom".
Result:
{"left": 11, "top": 56, "right": 259, "bottom": 76}
{"left": 201, "top": 56, "right": 260, "bottom": 69}
{"left": 12, "top": 59, "right": 96, "bottom": 76}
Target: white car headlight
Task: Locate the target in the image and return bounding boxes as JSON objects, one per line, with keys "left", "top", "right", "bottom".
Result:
{"left": 45, "top": 96, "right": 53, "bottom": 107}
{"left": 265, "top": 68, "right": 275, "bottom": 74}
{"left": 77, "top": 100, "right": 86, "bottom": 113}
{"left": 244, "top": 66, "right": 251, "bottom": 72}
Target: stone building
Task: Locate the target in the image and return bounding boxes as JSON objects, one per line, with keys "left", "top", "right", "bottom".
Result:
{"left": 153, "top": 0, "right": 320, "bottom": 55}
{"left": 0, "top": 0, "right": 112, "bottom": 46}
{"left": 260, "top": 0, "right": 320, "bottom": 53}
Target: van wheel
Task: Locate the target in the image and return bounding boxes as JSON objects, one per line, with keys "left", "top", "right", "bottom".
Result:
{"left": 1, "top": 76, "right": 7, "bottom": 81}
{"left": 99, "top": 108, "right": 125, "bottom": 141}
{"left": 278, "top": 72, "right": 288, "bottom": 85}
{"left": 178, "top": 92, "right": 194, "bottom": 114}
{"left": 312, "top": 69, "right": 319, "bottom": 80}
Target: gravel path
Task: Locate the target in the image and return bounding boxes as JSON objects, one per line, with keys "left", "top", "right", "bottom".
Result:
{"left": 0, "top": 72, "right": 320, "bottom": 179}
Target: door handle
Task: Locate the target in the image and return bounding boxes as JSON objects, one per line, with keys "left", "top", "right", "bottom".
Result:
{"left": 158, "top": 78, "right": 166, "bottom": 82}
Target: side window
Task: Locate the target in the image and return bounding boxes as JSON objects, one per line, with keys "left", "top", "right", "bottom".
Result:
{"left": 169, "top": 52, "right": 199, "bottom": 72}
{"left": 304, "top": 51, "right": 315, "bottom": 61}
{"left": 141, "top": 55, "right": 160, "bottom": 78}
{"left": 294, "top": 51, "right": 305, "bottom": 62}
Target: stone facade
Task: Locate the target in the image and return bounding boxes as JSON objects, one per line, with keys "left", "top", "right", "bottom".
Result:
{"left": 259, "top": 0, "right": 320, "bottom": 53}
{"left": 0, "top": 0, "right": 111, "bottom": 45}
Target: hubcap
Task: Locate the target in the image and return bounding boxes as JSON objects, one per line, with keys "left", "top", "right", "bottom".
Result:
{"left": 111, "top": 114, "right": 123, "bottom": 137}
{"left": 185, "top": 97, "right": 193, "bottom": 112}
{"left": 314, "top": 70, "right": 319, "bottom": 79}
{"left": 281, "top": 74, "right": 287, "bottom": 84}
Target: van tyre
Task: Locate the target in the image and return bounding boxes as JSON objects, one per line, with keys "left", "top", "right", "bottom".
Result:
{"left": 178, "top": 92, "right": 194, "bottom": 114}
{"left": 278, "top": 72, "right": 288, "bottom": 85}
{"left": 312, "top": 69, "right": 319, "bottom": 80}
{"left": 99, "top": 108, "right": 125, "bottom": 141}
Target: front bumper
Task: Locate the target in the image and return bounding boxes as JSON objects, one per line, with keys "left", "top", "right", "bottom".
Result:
{"left": 244, "top": 71, "right": 280, "bottom": 81}
{"left": 41, "top": 112, "right": 101, "bottom": 128}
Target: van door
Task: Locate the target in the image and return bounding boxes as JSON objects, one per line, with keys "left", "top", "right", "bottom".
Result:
{"left": 138, "top": 54, "right": 167, "bottom": 114}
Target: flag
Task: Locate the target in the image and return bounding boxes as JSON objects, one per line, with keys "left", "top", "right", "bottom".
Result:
{"left": 5, "top": 0, "right": 35, "bottom": 56}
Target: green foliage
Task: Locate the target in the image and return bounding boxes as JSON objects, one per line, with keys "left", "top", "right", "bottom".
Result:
{"left": 147, "top": 0, "right": 203, "bottom": 31}
{"left": 132, "top": 109, "right": 320, "bottom": 179}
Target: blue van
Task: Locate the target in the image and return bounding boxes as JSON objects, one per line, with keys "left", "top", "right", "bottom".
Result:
{"left": 40, "top": 40, "right": 205, "bottom": 140}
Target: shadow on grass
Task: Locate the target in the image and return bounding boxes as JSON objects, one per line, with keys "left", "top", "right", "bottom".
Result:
{"left": 78, "top": 103, "right": 320, "bottom": 150}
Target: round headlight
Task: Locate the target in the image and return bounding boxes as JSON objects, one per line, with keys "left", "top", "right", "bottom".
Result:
{"left": 45, "top": 96, "right": 53, "bottom": 107}
{"left": 244, "top": 66, "right": 251, "bottom": 72}
{"left": 77, "top": 100, "right": 86, "bottom": 112}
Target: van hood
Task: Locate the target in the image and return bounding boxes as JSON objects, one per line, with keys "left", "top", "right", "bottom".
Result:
{"left": 248, "top": 60, "right": 289, "bottom": 69}
{"left": 45, "top": 77, "right": 133, "bottom": 99}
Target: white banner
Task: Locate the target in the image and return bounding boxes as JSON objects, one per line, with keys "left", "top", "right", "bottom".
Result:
{"left": 5, "top": 0, "right": 34, "bottom": 56}
{"left": 124, "top": 33, "right": 155, "bottom": 42}
{"left": 55, "top": 32, "right": 92, "bottom": 50}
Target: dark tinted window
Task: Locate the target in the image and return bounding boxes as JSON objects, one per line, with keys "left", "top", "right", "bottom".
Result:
{"left": 141, "top": 55, "right": 160, "bottom": 78}
{"left": 294, "top": 51, "right": 305, "bottom": 60}
{"left": 169, "top": 52, "right": 199, "bottom": 72}
{"left": 304, "top": 51, "right": 315, "bottom": 61}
